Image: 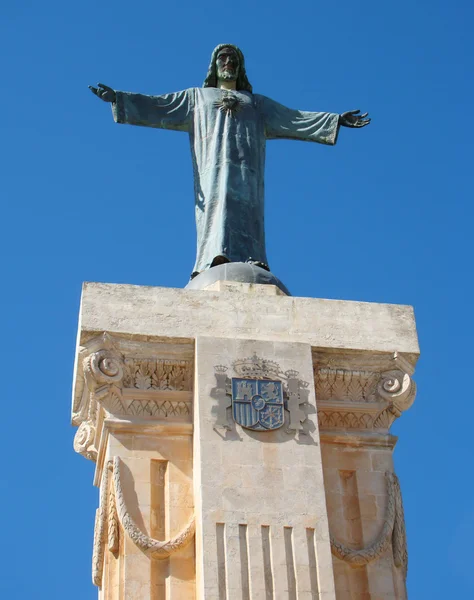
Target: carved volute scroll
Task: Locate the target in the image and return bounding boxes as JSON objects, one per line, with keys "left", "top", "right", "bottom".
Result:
{"left": 73, "top": 334, "right": 125, "bottom": 462}
{"left": 73, "top": 420, "right": 97, "bottom": 461}
{"left": 373, "top": 368, "right": 416, "bottom": 428}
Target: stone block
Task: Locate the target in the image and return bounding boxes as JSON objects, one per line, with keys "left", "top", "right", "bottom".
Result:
{"left": 78, "top": 282, "right": 419, "bottom": 359}
{"left": 193, "top": 336, "right": 335, "bottom": 599}
{"left": 72, "top": 281, "right": 417, "bottom": 599}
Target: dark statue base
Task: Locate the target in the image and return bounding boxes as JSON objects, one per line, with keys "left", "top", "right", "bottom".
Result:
{"left": 185, "top": 262, "right": 291, "bottom": 296}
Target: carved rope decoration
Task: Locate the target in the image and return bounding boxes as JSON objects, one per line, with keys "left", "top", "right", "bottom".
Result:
{"left": 92, "top": 465, "right": 110, "bottom": 587}
{"left": 330, "top": 472, "right": 407, "bottom": 573}
{"left": 392, "top": 473, "right": 408, "bottom": 575}
{"left": 108, "top": 482, "right": 119, "bottom": 554}
{"left": 112, "top": 456, "right": 195, "bottom": 559}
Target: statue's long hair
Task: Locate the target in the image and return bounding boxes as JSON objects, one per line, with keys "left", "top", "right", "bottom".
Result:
{"left": 203, "top": 44, "right": 253, "bottom": 93}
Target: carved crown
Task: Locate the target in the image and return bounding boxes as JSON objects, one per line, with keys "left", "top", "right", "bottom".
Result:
{"left": 232, "top": 354, "right": 281, "bottom": 379}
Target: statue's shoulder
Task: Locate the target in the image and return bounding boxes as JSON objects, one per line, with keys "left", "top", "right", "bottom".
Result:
{"left": 253, "top": 93, "right": 275, "bottom": 104}
{"left": 252, "top": 93, "right": 272, "bottom": 109}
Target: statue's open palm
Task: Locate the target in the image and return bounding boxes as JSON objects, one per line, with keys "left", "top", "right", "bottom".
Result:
{"left": 89, "top": 83, "right": 116, "bottom": 103}
{"left": 340, "top": 109, "right": 370, "bottom": 128}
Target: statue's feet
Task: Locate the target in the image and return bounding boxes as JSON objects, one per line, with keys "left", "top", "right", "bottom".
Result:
{"left": 211, "top": 255, "right": 231, "bottom": 268}
{"left": 186, "top": 261, "right": 290, "bottom": 295}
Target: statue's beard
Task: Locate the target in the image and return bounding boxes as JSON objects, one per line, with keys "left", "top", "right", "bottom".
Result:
{"left": 217, "top": 67, "right": 238, "bottom": 82}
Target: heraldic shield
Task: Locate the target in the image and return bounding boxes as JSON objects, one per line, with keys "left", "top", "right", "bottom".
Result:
{"left": 231, "top": 378, "right": 284, "bottom": 431}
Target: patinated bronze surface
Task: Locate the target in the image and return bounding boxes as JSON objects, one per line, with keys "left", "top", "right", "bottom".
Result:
{"left": 90, "top": 44, "right": 370, "bottom": 278}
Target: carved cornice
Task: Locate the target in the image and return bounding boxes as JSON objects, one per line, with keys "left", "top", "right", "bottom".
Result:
{"left": 319, "top": 431, "right": 397, "bottom": 449}
{"left": 314, "top": 352, "right": 416, "bottom": 433}
{"left": 72, "top": 333, "right": 194, "bottom": 461}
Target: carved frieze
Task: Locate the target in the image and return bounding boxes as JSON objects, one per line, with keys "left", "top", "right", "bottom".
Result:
{"left": 314, "top": 352, "right": 416, "bottom": 432}
{"left": 123, "top": 358, "right": 192, "bottom": 391}
{"left": 318, "top": 411, "right": 376, "bottom": 430}
{"left": 316, "top": 369, "right": 379, "bottom": 403}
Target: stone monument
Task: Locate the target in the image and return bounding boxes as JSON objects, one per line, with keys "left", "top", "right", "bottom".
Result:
{"left": 72, "top": 44, "right": 418, "bottom": 599}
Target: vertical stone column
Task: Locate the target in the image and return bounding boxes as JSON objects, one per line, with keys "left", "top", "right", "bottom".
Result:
{"left": 193, "top": 336, "right": 336, "bottom": 600}
{"left": 72, "top": 335, "right": 196, "bottom": 600}
{"left": 315, "top": 355, "right": 416, "bottom": 599}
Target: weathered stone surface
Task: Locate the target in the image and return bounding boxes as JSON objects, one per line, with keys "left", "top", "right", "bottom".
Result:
{"left": 194, "top": 337, "right": 335, "bottom": 599}
{"left": 78, "top": 282, "right": 419, "bottom": 360}
{"left": 73, "top": 281, "right": 417, "bottom": 599}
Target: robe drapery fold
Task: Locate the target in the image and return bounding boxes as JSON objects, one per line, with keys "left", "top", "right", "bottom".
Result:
{"left": 112, "top": 88, "right": 339, "bottom": 275}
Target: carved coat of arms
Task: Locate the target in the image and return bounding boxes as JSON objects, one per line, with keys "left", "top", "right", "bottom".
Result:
{"left": 212, "top": 354, "right": 309, "bottom": 433}
{"left": 232, "top": 378, "right": 284, "bottom": 431}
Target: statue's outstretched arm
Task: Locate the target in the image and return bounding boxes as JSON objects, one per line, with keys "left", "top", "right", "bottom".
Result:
{"left": 89, "top": 83, "right": 116, "bottom": 103}
{"left": 89, "top": 84, "right": 192, "bottom": 132}
{"left": 339, "top": 109, "right": 371, "bottom": 128}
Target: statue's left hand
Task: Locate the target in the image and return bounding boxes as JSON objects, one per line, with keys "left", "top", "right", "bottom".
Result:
{"left": 339, "top": 109, "right": 371, "bottom": 128}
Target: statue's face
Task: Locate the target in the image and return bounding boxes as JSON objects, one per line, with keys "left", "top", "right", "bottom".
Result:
{"left": 216, "top": 48, "right": 240, "bottom": 82}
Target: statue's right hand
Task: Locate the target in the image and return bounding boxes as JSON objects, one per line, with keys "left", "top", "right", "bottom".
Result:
{"left": 89, "top": 82, "right": 116, "bottom": 103}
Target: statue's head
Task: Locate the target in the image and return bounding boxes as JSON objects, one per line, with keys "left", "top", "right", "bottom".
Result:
{"left": 203, "top": 44, "right": 253, "bottom": 93}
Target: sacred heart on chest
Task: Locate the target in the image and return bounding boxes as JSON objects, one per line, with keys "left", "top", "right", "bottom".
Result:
{"left": 214, "top": 92, "right": 244, "bottom": 117}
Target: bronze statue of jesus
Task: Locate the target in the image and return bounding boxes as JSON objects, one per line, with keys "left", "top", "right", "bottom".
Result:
{"left": 90, "top": 44, "right": 370, "bottom": 279}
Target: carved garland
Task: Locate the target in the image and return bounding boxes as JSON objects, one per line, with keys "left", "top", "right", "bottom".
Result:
{"left": 91, "top": 459, "right": 195, "bottom": 587}
{"left": 92, "top": 465, "right": 110, "bottom": 586}
{"left": 108, "top": 483, "right": 119, "bottom": 554}
{"left": 112, "top": 457, "right": 195, "bottom": 559}
{"left": 392, "top": 474, "right": 408, "bottom": 575}
{"left": 330, "top": 471, "right": 407, "bottom": 574}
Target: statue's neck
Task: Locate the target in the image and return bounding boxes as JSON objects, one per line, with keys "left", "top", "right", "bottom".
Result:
{"left": 218, "top": 79, "right": 237, "bottom": 91}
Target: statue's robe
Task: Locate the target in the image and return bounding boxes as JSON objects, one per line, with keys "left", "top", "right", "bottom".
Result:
{"left": 113, "top": 88, "right": 339, "bottom": 276}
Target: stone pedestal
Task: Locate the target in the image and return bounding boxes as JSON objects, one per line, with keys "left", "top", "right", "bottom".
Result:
{"left": 72, "top": 282, "right": 418, "bottom": 600}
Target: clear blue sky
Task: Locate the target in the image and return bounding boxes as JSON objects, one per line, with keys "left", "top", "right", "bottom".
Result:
{"left": 1, "top": 1, "right": 472, "bottom": 597}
